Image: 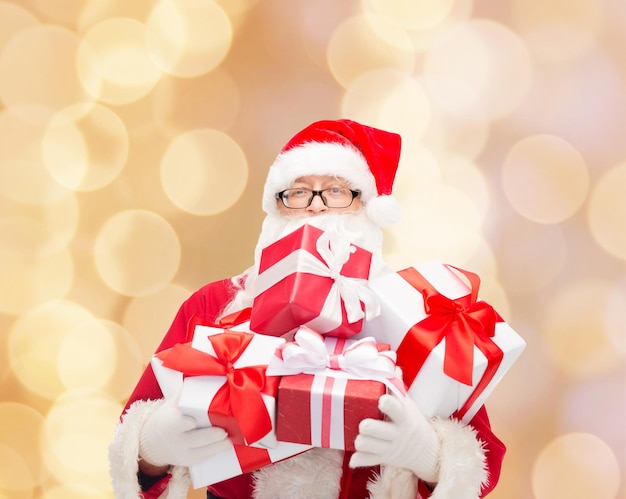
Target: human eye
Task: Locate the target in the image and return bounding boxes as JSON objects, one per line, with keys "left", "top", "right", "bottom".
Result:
{"left": 286, "top": 188, "right": 310, "bottom": 198}
{"left": 326, "top": 187, "right": 347, "bottom": 197}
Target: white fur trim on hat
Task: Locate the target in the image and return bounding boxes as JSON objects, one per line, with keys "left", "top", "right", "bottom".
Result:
{"left": 263, "top": 141, "right": 402, "bottom": 227}
{"left": 366, "top": 195, "right": 402, "bottom": 228}
{"left": 108, "top": 399, "right": 190, "bottom": 499}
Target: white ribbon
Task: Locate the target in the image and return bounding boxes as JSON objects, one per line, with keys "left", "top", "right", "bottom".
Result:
{"left": 254, "top": 229, "right": 381, "bottom": 329}
{"left": 267, "top": 326, "right": 405, "bottom": 397}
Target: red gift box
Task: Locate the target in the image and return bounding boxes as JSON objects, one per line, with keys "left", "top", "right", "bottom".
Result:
{"left": 250, "top": 224, "right": 379, "bottom": 338}
{"left": 276, "top": 373, "right": 385, "bottom": 451}
{"left": 266, "top": 326, "right": 404, "bottom": 451}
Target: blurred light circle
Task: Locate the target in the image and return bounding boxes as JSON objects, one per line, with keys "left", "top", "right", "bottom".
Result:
{"left": 392, "top": 145, "right": 442, "bottom": 200}
{"left": 217, "top": 0, "right": 262, "bottom": 17}
{"left": 8, "top": 301, "right": 94, "bottom": 399}
{"left": 486, "top": 334, "right": 558, "bottom": 423}
{"left": 542, "top": 280, "right": 623, "bottom": 377}
{"left": 560, "top": 378, "right": 625, "bottom": 466}
{"left": 403, "top": 0, "right": 474, "bottom": 53}
{"left": 123, "top": 284, "right": 190, "bottom": 363}
{"left": 342, "top": 70, "right": 433, "bottom": 155}
{"left": 0, "top": 106, "right": 72, "bottom": 206}
{"left": 366, "top": 0, "right": 456, "bottom": 31}
{"left": 152, "top": 69, "right": 240, "bottom": 136}
{"left": 41, "top": 391, "right": 121, "bottom": 488}
{"left": 502, "top": 135, "right": 589, "bottom": 224}
{"left": 98, "top": 324, "right": 144, "bottom": 401}
{"left": 146, "top": 0, "right": 233, "bottom": 78}
{"left": 42, "top": 103, "right": 129, "bottom": 191}
{"left": 0, "top": 25, "right": 92, "bottom": 110}
{"left": 94, "top": 210, "right": 181, "bottom": 296}
{"left": 0, "top": 402, "right": 46, "bottom": 491}
{"left": 588, "top": 162, "right": 626, "bottom": 261}
{"left": 424, "top": 19, "right": 532, "bottom": 120}
{"left": 341, "top": 69, "right": 420, "bottom": 135}
{"left": 25, "top": 0, "right": 87, "bottom": 27}
{"left": 439, "top": 154, "right": 490, "bottom": 223}
{"left": 0, "top": 443, "right": 33, "bottom": 494}
{"left": 295, "top": 1, "right": 357, "bottom": 69}
{"left": 422, "top": 77, "right": 489, "bottom": 159}
{"left": 0, "top": 2, "right": 40, "bottom": 48}
{"left": 386, "top": 219, "right": 492, "bottom": 276}
{"left": 0, "top": 192, "right": 80, "bottom": 256}
{"left": 378, "top": 76, "right": 432, "bottom": 145}
{"left": 0, "top": 195, "right": 78, "bottom": 316}
{"left": 39, "top": 484, "right": 111, "bottom": 499}
{"left": 76, "top": 18, "right": 162, "bottom": 105}
{"left": 400, "top": 182, "right": 483, "bottom": 230}
{"left": 0, "top": 195, "right": 78, "bottom": 258}
{"left": 532, "top": 433, "right": 620, "bottom": 498}
{"left": 494, "top": 219, "right": 567, "bottom": 293}
{"left": 388, "top": 182, "right": 486, "bottom": 264}
{"left": 160, "top": 128, "right": 248, "bottom": 215}
{"left": 327, "top": 14, "right": 415, "bottom": 89}
{"left": 0, "top": 236, "right": 73, "bottom": 315}
{"left": 512, "top": 0, "right": 604, "bottom": 63}
{"left": 605, "top": 277, "right": 626, "bottom": 354}
{"left": 57, "top": 318, "right": 117, "bottom": 391}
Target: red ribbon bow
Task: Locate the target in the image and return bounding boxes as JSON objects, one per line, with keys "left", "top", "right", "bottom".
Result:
{"left": 185, "top": 308, "right": 252, "bottom": 342}
{"left": 397, "top": 266, "right": 504, "bottom": 419}
{"left": 158, "top": 317, "right": 277, "bottom": 445}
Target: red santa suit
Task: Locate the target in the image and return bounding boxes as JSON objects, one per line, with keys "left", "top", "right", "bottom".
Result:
{"left": 109, "top": 276, "right": 506, "bottom": 499}
{"left": 108, "top": 119, "right": 507, "bottom": 498}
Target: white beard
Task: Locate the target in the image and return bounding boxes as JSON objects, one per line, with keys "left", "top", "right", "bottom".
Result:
{"left": 220, "top": 210, "right": 391, "bottom": 319}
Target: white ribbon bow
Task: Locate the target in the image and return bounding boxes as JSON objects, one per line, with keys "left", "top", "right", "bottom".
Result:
{"left": 254, "top": 228, "right": 381, "bottom": 327}
{"left": 315, "top": 230, "right": 381, "bottom": 324}
{"left": 267, "top": 326, "right": 405, "bottom": 397}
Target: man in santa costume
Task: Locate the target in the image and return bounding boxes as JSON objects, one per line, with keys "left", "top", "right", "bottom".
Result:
{"left": 109, "top": 119, "right": 506, "bottom": 498}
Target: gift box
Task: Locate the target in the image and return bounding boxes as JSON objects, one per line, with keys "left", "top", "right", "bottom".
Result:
{"left": 356, "top": 261, "right": 526, "bottom": 423}
{"left": 188, "top": 441, "right": 312, "bottom": 489}
{"left": 266, "top": 326, "right": 404, "bottom": 451}
{"left": 250, "top": 224, "right": 380, "bottom": 338}
{"left": 151, "top": 311, "right": 314, "bottom": 488}
{"left": 151, "top": 314, "right": 283, "bottom": 448}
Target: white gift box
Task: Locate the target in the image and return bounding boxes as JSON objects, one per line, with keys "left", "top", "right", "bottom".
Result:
{"left": 356, "top": 261, "right": 526, "bottom": 423}
{"left": 152, "top": 320, "right": 282, "bottom": 447}
{"left": 151, "top": 319, "right": 313, "bottom": 487}
{"left": 188, "top": 441, "right": 312, "bottom": 489}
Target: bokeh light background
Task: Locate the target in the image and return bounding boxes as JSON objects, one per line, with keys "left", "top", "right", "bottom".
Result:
{"left": 0, "top": 0, "right": 624, "bottom": 497}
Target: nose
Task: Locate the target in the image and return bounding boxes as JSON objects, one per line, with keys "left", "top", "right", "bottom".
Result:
{"left": 305, "top": 192, "right": 328, "bottom": 214}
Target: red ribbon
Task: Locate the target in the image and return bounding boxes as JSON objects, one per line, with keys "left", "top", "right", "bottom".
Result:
{"left": 185, "top": 308, "right": 252, "bottom": 342}
{"left": 157, "top": 329, "right": 278, "bottom": 445}
{"left": 233, "top": 444, "right": 274, "bottom": 473}
{"left": 397, "top": 266, "right": 504, "bottom": 419}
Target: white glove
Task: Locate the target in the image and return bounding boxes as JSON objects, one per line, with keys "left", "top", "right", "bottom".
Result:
{"left": 139, "top": 396, "right": 232, "bottom": 468}
{"left": 350, "top": 394, "right": 441, "bottom": 483}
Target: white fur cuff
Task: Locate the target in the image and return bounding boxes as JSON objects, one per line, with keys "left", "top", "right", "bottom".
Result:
{"left": 108, "top": 399, "right": 190, "bottom": 499}
{"left": 429, "top": 417, "right": 488, "bottom": 499}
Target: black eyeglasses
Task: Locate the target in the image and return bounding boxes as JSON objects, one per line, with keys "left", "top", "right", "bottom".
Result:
{"left": 276, "top": 188, "right": 361, "bottom": 209}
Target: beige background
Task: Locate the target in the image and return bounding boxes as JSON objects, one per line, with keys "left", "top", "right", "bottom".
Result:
{"left": 0, "top": 1, "right": 624, "bottom": 498}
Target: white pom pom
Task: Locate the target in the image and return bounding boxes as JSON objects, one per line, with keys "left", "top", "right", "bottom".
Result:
{"left": 365, "top": 195, "right": 402, "bottom": 227}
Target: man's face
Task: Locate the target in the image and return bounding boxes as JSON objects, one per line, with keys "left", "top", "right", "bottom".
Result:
{"left": 276, "top": 175, "right": 361, "bottom": 217}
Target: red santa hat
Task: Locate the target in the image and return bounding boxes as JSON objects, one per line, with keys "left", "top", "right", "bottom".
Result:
{"left": 262, "top": 119, "right": 403, "bottom": 227}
